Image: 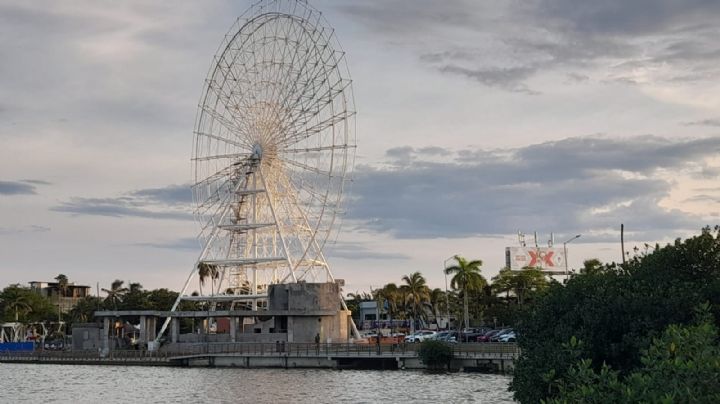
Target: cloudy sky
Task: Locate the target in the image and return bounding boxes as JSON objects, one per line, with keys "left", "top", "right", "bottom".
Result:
{"left": 1, "top": 0, "right": 719, "bottom": 295}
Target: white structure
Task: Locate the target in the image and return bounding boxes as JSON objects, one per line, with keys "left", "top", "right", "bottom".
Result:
{"left": 158, "top": 0, "right": 357, "bottom": 340}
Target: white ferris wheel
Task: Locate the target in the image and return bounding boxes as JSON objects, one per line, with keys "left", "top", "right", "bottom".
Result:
{"left": 161, "top": 0, "right": 356, "bottom": 328}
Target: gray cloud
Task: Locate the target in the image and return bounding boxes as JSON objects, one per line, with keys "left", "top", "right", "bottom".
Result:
{"left": 51, "top": 184, "right": 193, "bottom": 221}
{"left": 338, "top": 0, "right": 720, "bottom": 91}
{"left": 133, "top": 237, "right": 199, "bottom": 251}
{"left": 683, "top": 118, "right": 720, "bottom": 127}
{"left": 326, "top": 242, "right": 410, "bottom": 261}
{"left": 0, "top": 225, "right": 51, "bottom": 235}
{"left": 0, "top": 180, "right": 36, "bottom": 195}
{"left": 437, "top": 65, "right": 538, "bottom": 94}
{"left": 21, "top": 179, "right": 52, "bottom": 185}
{"left": 130, "top": 184, "right": 193, "bottom": 206}
{"left": 347, "top": 135, "right": 717, "bottom": 240}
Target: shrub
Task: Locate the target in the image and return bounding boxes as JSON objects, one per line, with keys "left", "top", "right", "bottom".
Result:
{"left": 418, "top": 339, "right": 453, "bottom": 370}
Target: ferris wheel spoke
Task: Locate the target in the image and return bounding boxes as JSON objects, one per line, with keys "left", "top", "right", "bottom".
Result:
{"left": 282, "top": 108, "right": 354, "bottom": 147}
{"left": 281, "top": 144, "right": 355, "bottom": 154}
{"left": 194, "top": 131, "right": 249, "bottom": 151}
{"left": 191, "top": 152, "right": 252, "bottom": 162}
{"left": 282, "top": 158, "right": 333, "bottom": 177}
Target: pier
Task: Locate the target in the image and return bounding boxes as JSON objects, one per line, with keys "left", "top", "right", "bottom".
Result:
{"left": 0, "top": 342, "right": 519, "bottom": 372}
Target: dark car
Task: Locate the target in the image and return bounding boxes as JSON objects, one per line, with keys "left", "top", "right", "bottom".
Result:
{"left": 460, "top": 327, "right": 491, "bottom": 342}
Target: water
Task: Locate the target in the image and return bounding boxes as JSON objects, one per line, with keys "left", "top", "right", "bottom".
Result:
{"left": 0, "top": 364, "right": 514, "bottom": 403}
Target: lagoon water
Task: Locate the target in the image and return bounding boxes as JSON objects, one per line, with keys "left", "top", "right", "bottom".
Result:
{"left": 0, "top": 364, "right": 514, "bottom": 403}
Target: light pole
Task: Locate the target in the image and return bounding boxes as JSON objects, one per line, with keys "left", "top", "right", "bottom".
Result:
{"left": 443, "top": 255, "right": 457, "bottom": 331}
{"left": 563, "top": 234, "right": 581, "bottom": 279}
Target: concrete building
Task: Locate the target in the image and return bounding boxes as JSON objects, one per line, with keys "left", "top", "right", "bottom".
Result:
{"left": 29, "top": 281, "right": 91, "bottom": 313}
{"left": 85, "top": 282, "right": 352, "bottom": 352}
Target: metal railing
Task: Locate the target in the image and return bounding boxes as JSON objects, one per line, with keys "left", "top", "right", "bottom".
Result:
{"left": 0, "top": 342, "right": 519, "bottom": 363}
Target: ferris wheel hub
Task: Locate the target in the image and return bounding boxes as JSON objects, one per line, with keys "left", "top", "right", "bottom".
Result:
{"left": 252, "top": 144, "right": 264, "bottom": 160}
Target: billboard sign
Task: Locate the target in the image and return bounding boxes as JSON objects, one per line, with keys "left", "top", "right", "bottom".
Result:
{"left": 505, "top": 247, "right": 566, "bottom": 270}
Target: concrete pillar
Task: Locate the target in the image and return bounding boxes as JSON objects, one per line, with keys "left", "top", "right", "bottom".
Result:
{"left": 139, "top": 315, "right": 147, "bottom": 344}
{"left": 287, "top": 317, "right": 294, "bottom": 343}
{"left": 147, "top": 317, "right": 156, "bottom": 342}
{"left": 171, "top": 318, "right": 179, "bottom": 343}
{"left": 102, "top": 317, "right": 110, "bottom": 353}
{"left": 230, "top": 317, "right": 237, "bottom": 342}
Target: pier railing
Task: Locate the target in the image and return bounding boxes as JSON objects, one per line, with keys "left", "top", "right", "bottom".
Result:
{"left": 0, "top": 342, "right": 519, "bottom": 362}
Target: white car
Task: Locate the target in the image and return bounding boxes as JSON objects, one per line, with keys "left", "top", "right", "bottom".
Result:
{"left": 404, "top": 330, "right": 437, "bottom": 343}
{"left": 498, "top": 331, "right": 517, "bottom": 343}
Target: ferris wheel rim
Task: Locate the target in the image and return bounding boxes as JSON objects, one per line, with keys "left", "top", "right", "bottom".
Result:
{"left": 190, "top": 0, "right": 356, "bottom": 270}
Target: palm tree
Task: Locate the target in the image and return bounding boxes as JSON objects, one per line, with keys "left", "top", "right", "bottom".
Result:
{"left": 445, "top": 255, "right": 486, "bottom": 331}
{"left": 54, "top": 274, "right": 69, "bottom": 297}
{"left": 428, "top": 288, "right": 447, "bottom": 325}
{"left": 102, "top": 280, "right": 128, "bottom": 311}
{"left": 581, "top": 258, "right": 604, "bottom": 275}
{"left": 197, "top": 262, "right": 219, "bottom": 296}
{"left": 511, "top": 268, "right": 549, "bottom": 305}
{"left": 491, "top": 268, "right": 514, "bottom": 301}
{"left": 401, "top": 272, "right": 430, "bottom": 331}
{"left": 6, "top": 294, "right": 31, "bottom": 322}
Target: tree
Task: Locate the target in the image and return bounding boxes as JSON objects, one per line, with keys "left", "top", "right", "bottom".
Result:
{"left": 197, "top": 262, "right": 219, "bottom": 296}
{"left": 491, "top": 268, "right": 514, "bottom": 300}
{"left": 579, "top": 259, "right": 604, "bottom": 275}
{"left": 418, "top": 339, "right": 453, "bottom": 371}
{"left": 445, "top": 255, "right": 486, "bottom": 330}
{"left": 119, "top": 282, "right": 148, "bottom": 310}
{"left": 101, "top": 280, "right": 128, "bottom": 311}
{"left": 402, "top": 272, "right": 430, "bottom": 331}
{"left": 545, "top": 306, "right": 720, "bottom": 403}
{"left": 6, "top": 293, "right": 31, "bottom": 322}
{"left": 68, "top": 296, "right": 103, "bottom": 323}
{"left": 54, "top": 274, "right": 69, "bottom": 297}
{"left": 511, "top": 268, "right": 549, "bottom": 305}
{"left": 428, "top": 288, "right": 448, "bottom": 324}
{"left": 511, "top": 228, "right": 720, "bottom": 403}
{"left": 0, "top": 284, "right": 56, "bottom": 323}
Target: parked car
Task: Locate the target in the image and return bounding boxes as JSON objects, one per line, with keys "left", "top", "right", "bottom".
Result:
{"left": 476, "top": 329, "right": 502, "bottom": 342}
{"left": 498, "top": 331, "right": 517, "bottom": 343}
{"left": 461, "top": 327, "right": 491, "bottom": 342}
{"left": 404, "top": 330, "right": 437, "bottom": 343}
{"left": 490, "top": 328, "right": 514, "bottom": 342}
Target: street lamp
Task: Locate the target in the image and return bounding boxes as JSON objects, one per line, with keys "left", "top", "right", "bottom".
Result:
{"left": 443, "top": 255, "right": 457, "bottom": 331}
{"left": 563, "top": 234, "right": 581, "bottom": 279}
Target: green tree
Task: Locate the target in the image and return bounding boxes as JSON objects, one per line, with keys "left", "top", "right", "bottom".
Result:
{"left": 119, "top": 282, "right": 148, "bottom": 310}
{"left": 511, "top": 228, "right": 720, "bottom": 403}
{"left": 491, "top": 267, "right": 514, "bottom": 300}
{"left": 445, "top": 255, "right": 486, "bottom": 330}
{"left": 197, "top": 262, "right": 219, "bottom": 296}
{"left": 0, "top": 284, "right": 56, "bottom": 323}
{"left": 68, "top": 296, "right": 103, "bottom": 323}
{"left": 101, "top": 280, "right": 128, "bottom": 311}
{"left": 54, "top": 274, "right": 69, "bottom": 298}
{"left": 545, "top": 307, "right": 720, "bottom": 403}
{"left": 511, "top": 268, "right": 549, "bottom": 305}
{"left": 402, "top": 272, "right": 430, "bottom": 331}
{"left": 579, "top": 259, "right": 604, "bottom": 275}
{"left": 418, "top": 339, "right": 454, "bottom": 371}
{"left": 428, "top": 288, "right": 448, "bottom": 324}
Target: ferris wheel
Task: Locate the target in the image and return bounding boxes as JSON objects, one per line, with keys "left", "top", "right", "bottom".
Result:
{"left": 161, "top": 0, "right": 356, "bottom": 326}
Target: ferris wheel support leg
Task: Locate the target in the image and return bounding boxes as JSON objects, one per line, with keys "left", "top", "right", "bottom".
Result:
{"left": 258, "top": 166, "right": 298, "bottom": 283}
{"left": 155, "top": 179, "right": 244, "bottom": 343}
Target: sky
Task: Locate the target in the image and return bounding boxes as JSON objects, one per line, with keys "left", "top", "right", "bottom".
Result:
{"left": 1, "top": 0, "right": 719, "bottom": 295}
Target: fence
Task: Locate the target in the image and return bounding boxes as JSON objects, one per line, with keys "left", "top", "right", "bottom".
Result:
{"left": 0, "top": 342, "right": 519, "bottom": 363}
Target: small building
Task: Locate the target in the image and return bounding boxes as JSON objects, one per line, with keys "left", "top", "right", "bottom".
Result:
{"left": 29, "top": 281, "right": 91, "bottom": 313}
